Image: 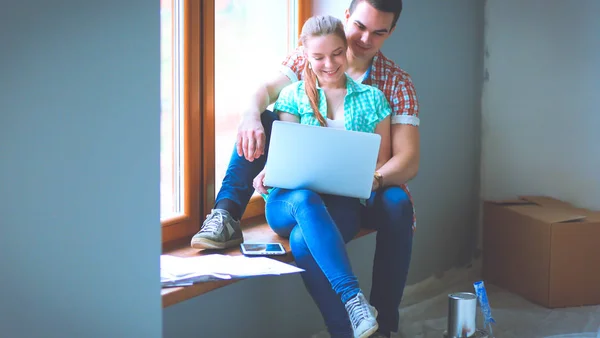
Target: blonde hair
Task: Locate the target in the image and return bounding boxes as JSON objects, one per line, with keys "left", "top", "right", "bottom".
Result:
{"left": 300, "top": 15, "right": 347, "bottom": 126}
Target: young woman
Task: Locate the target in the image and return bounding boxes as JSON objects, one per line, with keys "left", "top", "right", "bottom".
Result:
{"left": 252, "top": 15, "right": 391, "bottom": 338}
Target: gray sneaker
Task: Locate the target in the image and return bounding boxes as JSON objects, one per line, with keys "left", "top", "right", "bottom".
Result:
{"left": 345, "top": 292, "right": 379, "bottom": 338}
{"left": 190, "top": 209, "right": 243, "bottom": 250}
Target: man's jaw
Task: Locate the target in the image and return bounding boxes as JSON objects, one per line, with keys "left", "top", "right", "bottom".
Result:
{"left": 350, "top": 41, "right": 377, "bottom": 60}
{"left": 355, "top": 41, "right": 372, "bottom": 52}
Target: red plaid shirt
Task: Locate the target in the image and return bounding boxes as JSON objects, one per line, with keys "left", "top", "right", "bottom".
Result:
{"left": 279, "top": 47, "right": 419, "bottom": 231}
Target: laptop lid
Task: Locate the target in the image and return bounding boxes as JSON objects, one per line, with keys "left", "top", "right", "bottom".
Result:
{"left": 263, "top": 121, "right": 381, "bottom": 199}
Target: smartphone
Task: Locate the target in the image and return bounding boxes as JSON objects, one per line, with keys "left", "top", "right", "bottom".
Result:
{"left": 240, "top": 243, "right": 286, "bottom": 256}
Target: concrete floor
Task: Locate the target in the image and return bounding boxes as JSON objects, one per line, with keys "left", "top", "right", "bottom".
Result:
{"left": 313, "top": 260, "right": 600, "bottom": 338}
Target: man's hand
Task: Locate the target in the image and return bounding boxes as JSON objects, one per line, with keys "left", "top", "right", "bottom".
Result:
{"left": 234, "top": 72, "right": 292, "bottom": 161}
{"left": 236, "top": 116, "right": 266, "bottom": 161}
{"left": 252, "top": 169, "right": 270, "bottom": 195}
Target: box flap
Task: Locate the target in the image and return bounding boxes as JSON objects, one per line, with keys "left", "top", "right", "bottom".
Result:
{"left": 570, "top": 208, "right": 600, "bottom": 222}
{"left": 507, "top": 204, "right": 587, "bottom": 223}
{"left": 518, "top": 196, "right": 574, "bottom": 209}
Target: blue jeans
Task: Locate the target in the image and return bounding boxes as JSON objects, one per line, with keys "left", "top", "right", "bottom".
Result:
{"left": 265, "top": 189, "right": 362, "bottom": 306}
{"left": 215, "top": 110, "right": 414, "bottom": 335}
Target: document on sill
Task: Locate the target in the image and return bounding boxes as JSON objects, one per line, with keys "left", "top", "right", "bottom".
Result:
{"left": 160, "top": 254, "right": 304, "bottom": 285}
{"left": 161, "top": 255, "right": 232, "bottom": 285}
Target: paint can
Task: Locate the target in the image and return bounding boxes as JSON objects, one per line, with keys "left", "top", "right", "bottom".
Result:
{"left": 445, "top": 292, "right": 478, "bottom": 337}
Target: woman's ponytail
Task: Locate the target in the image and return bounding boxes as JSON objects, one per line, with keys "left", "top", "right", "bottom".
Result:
{"left": 303, "top": 64, "right": 326, "bottom": 126}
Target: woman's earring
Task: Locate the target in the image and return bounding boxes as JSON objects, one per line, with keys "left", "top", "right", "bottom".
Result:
{"left": 308, "top": 63, "right": 312, "bottom": 69}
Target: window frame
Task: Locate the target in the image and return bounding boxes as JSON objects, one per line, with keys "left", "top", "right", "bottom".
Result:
{"left": 161, "top": 0, "right": 202, "bottom": 248}
{"left": 162, "top": 0, "right": 312, "bottom": 248}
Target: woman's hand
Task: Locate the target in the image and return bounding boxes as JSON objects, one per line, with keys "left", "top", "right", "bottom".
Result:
{"left": 253, "top": 168, "right": 270, "bottom": 195}
{"left": 372, "top": 172, "right": 383, "bottom": 191}
{"left": 372, "top": 176, "right": 380, "bottom": 191}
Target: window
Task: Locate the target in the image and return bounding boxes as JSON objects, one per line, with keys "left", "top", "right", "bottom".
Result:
{"left": 161, "top": 0, "right": 310, "bottom": 246}
{"left": 214, "top": 0, "right": 299, "bottom": 197}
{"left": 160, "top": 0, "right": 183, "bottom": 222}
{"left": 160, "top": 0, "right": 202, "bottom": 246}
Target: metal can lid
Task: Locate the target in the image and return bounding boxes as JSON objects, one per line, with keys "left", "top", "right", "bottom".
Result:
{"left": 449, "top": 292, "right": 478, "bottom": 300}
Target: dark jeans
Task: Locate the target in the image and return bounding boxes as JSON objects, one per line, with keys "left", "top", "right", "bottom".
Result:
{"left": 215, "top": 110, "right": 414, "bottom": 335}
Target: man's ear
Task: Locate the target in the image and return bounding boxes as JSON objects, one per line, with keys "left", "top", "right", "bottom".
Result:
{"left": 344, "top": 8, "right": 351, "bottom": 23}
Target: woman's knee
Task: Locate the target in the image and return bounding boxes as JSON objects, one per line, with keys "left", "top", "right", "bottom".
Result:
{"left": 266, "top": 189, "right": 325, "bottom": 236}
{"left": 265, "top": 189, "right": 296, "bottom": 237}
{"left": 289, "top": 226, "right": 310, "bottom": 260}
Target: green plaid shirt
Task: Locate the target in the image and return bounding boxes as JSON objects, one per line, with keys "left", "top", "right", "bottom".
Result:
{"left": 273, "top": 74, "right": 391, "bottom": 133}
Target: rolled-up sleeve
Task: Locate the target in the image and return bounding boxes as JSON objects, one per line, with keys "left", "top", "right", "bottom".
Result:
{"left": 390, "top": 76, "right": 420, "bottom": 126}
{"left": 279, "top": 46, "right": 305, "bottom": 83}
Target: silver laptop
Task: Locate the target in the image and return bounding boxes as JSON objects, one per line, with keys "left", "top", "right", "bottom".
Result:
{"left": 263, "top": 121, "right": 381, "bottom": 199}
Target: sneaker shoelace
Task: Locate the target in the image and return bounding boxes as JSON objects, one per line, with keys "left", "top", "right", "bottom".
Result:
{"left": 201, "top": 211, "right": 224, "bottom": 234}
{"left": 346, "top": 295, "right": 370, "bottom": 329}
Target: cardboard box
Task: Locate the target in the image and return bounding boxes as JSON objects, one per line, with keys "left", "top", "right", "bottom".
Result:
{"left": 482, "top": 195, "right": 600, "bottom": 308}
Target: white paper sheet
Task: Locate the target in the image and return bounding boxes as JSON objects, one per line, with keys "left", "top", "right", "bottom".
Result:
{"left": 194, "top": 254, "right": 304, "bottom": 277}
{"left": 160, "top": 255, "right": 231, "bottom": 285}
{"left": 160, "top": 254, "right": 303, "bottom": 287}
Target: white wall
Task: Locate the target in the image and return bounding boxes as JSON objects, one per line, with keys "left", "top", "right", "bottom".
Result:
{"left": 165, "top": 1, "right": 484, "bottom": 337}
{"left": 481, "top": 0, "right": 600, "bottom": 210}
{"left": 0, "top": 1, "right": 162, "bottom": 337}
{"left": 387, "top": 0, "right": 485, "bottom": 280}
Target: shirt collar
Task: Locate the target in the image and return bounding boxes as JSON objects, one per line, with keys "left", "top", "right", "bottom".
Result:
{"left": 315, "top": 73, "right": 368, "bottom": 95}
{"left": 361, "top": 51, "right": 380, "bottom": 84}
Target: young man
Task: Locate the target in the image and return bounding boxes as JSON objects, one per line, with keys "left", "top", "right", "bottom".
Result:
{"left": 191, "top": 1, "right": 418, "bottom": 336}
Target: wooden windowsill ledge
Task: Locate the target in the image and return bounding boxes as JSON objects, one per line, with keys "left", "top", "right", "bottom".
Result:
{"left": 161, "top": 216, "right": 375, "bottom": 308}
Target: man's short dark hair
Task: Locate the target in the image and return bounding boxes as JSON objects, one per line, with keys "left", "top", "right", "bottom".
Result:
{"left": 348, "top": 0, "right": 403, "bottom": 28}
